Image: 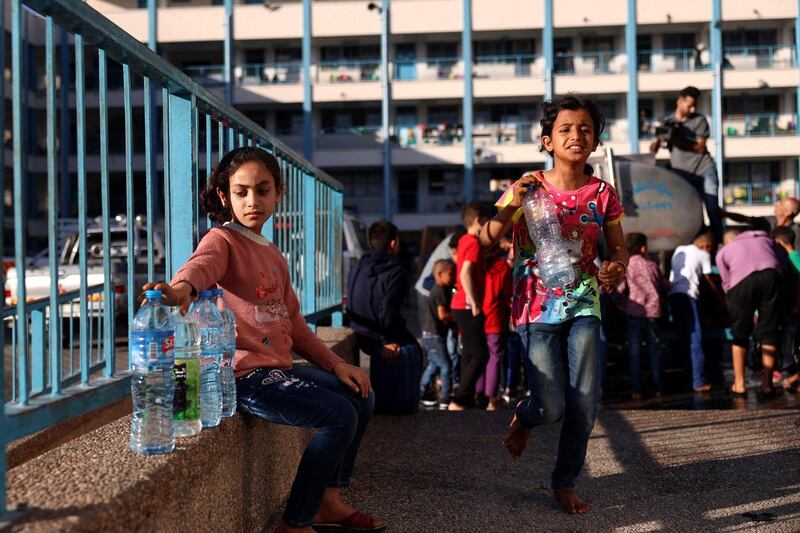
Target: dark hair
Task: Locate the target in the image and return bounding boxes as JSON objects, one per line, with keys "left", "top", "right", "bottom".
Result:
{"left": 461, "top": 201, "right": 495, "bottom": 228}
{"left": 539, "top": 93, "right": 606, "bottom": 155}
{"left": 679, "top": 86, "right": 700, "bottom": 100}
{"left": 432, "top": 258, "right": 454, "bottom": 276}
{"left": 368, "top": 220, "right": 399, "bottom": 252}
{"left": 201, "top": 147, "right": 283, "bottom": 224}
{"left": 448, "top": 231, "right": 465, "bottom": 250}
{"left": 625, "top": 232, "right": 648, "bottom": 255}
{"left": 772, "top": 226, "right": 795, "bottom": 246}
{"left": 693, "top": 226, "right": 714, "bottom": 243}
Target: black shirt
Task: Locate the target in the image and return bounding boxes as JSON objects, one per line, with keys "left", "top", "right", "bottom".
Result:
{"left": 422, "top": 283, "right": 453, "bottom": 337}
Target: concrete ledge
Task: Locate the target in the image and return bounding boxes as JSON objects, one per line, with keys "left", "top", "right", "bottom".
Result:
{"left": 5, "top": 327, "right": 358, "bottom": 532}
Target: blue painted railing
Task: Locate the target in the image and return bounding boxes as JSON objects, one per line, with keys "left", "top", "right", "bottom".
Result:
{"left": 723, "top": 45, "right": 795, "bottom": 69}
{"left": 722, "top": 113, "right": 798, "bottom": 137}
{"left": 553, "top": 51, "right": 627, "bottom": 75}
{"left": 0, "top": 0, "right": 343, "bottom": 518}
{"left": 724, "top": 182, "right": 800, "bottom": 206}
{"left": 637, "top": 48, "right": 711, "bottom": 72}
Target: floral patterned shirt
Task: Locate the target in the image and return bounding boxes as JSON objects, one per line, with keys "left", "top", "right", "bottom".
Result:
{"left": 172, "top": 223, "right": 343, "bottom": 377}
{"left": 495, "top": 172, "right": 624, "bottom": 326}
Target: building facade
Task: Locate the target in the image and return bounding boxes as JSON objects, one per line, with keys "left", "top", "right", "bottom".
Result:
{"left": 70, "top": 0, "right": 800, "bottom": 230}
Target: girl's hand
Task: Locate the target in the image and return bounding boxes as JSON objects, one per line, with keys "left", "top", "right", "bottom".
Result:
{"left": 506, "top": 173, "right": 542, "bottom": 209}
{"left": 598, "top": 261, "right": 626, "bottom": 290}
{"left": 334, "top": 362, "right": 371, "bottom": 398}
{"left": 141, "top": 281, "right": 194, "bottom": 315}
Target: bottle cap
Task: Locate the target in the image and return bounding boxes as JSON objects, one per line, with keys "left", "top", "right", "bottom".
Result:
{"left": 198, "top": 289, "right": 213, "bottom": 298}
{"left": 144, "top": 289, "right": 162, "bottom": 300}
{"left": 211, "top": 288, "right": 223, "bottom": 296}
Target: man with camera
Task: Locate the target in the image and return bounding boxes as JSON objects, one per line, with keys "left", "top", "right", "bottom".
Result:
{"left": 651, "top": 86, "right": 723, "bottom": 244}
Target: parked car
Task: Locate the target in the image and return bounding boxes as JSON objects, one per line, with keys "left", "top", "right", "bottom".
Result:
{"left": 4, "top": 216, "right": 165, "bottom": 322}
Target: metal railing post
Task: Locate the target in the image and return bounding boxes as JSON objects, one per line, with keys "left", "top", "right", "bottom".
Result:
{"left": 168, "top": 94, "right": 198, "bottom": 279}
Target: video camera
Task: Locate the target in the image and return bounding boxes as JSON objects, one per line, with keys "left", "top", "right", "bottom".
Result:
{"left": 653, "top": 119, "right": 679, "bottom": 142}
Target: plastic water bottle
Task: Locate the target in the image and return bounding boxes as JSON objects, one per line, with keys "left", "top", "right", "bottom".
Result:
{"left": 212, "top": 288, "right": 238, "bottom": 417}
{"left": 172, "top": 309, "right": 202, "bottom": 437}
{"left": 189, "top": 290, "right": 224, "bottom": 428}
{"left": 130, "top": 290, "right": 176, "bottom": 455}
{"left": 522, "top": 188, "right": 576, "bottom": 289}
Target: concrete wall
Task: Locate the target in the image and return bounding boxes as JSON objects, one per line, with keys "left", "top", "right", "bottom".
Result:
{"left": 6, "top": 327, "right": 358, "bottom": 533}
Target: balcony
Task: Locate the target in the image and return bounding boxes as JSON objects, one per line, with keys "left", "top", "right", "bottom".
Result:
{"left": 724, "top": 182, "right": 798, "bottom": 206}
{"left": 723, "top": 45, "right": 795, "bottom": 70}
{"left": 723, "top": 113, "right": 797, "bottom": 137}
{"left": 238, "top": 62, "right": 304, "bottom": 85}
{"left": 637, "top": 49, "right": 710, "bottom": 73}
{"left": 316, "top": 59, "right": 381, "bottom": 83}
{"left": 394, "top": 57, "right": 463, "bottom": 81}
{"left": 554, "top": 51, "right": 627, "bottom": 75}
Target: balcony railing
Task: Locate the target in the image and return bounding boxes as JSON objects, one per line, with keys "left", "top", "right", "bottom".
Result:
{"left": 723, "top": 45, "right": 795, "bottom": 70}
{"left": 473, "top": 54, "right": 543, "bottom": 79}
{"left": 637, "top": 48, "right": 711, "bottom": 73}
{"left": 182, "top": 64, "right": 225, "bottom": 86}
{"left": 554, "top": 51, "right": 627, "bottom": 75}
{"left": 724, "top": 182, "right": 799, "bottom": 206}
{"left": 722, "top": 113, "right": 798, "bottom": 137}
{"left": 2, "top": 0, "right": 343, "bottom": 516}
{"left": 238, "top": 61, "right": 303, "bottom": 84}
{"left": 316, "top": 58, "right": 381, "bottom": 83}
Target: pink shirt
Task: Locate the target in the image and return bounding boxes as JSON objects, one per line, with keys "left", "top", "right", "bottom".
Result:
{"left": 172, "top": 223, "right": 344, "bottom": 378}
{"left": 616, "top": 254, "right": 667, "bottom": 318}
{"left": 716, "top": 230, "right": 783, "bottom": 293}
{"left": 495, "top": 172, "right": 624, "bottom": 325}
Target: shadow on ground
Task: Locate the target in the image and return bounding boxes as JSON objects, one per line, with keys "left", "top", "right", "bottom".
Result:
{"left": 346, "top": 409, "right": 800, "bottom": 532}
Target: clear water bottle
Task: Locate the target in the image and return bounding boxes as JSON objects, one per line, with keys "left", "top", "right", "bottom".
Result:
{"left": 522, "top": 188, "right": 576, "bottom": 289}
{"left": 189, "top": 290, "right": 224, "bottom": 428}
{"left": 130, "top": 289, "right": 176, "bottom": 455}
{"left": 212, "top": 288, "right": 238, "bottom": 417}
{"left": 172, "top": 309, "right": 202, "bottom": 437}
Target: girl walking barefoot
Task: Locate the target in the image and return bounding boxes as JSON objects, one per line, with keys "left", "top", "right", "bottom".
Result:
{"left": 479, "top": 94, "right": 628, "bottom": 515}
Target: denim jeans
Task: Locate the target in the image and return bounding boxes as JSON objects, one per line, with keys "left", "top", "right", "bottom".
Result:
{"left": 627, "top": 317, "right": 663, "bottom": 393}
{"left": 515, "top": 316, "right": 601, "bottom": 490}
{"left": 420, "top": 334, "right": 452, "bottom": 403}
{"left": 447, "top": 328, "right": 460, "bottom": 388}
{"left": 675, "top": 167, "right": 723, "bottom": 243}
{"left": 236, "top": 365, "right": 375, "bottom": 528}
{"left": 669, "top": 293, "right": 706, "bottom": 389}
{"left": 505, "top": 331, "right": 524, "bottom": 392}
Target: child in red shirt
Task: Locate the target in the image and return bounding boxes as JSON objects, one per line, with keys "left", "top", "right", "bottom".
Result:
{"left": 477, "top": 236, "right": 513, "bottom": 410}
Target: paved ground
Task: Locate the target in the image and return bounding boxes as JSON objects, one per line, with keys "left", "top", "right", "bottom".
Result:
{"left": 345, "top": 409, "right": 800, "bottom": 532}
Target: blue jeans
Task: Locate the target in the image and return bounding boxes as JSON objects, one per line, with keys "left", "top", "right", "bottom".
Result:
{"left": 236, "top": 365, "right": 375, "bottom": 528}
{"left": 516, "top": 316, "right": 601, "bottom": 490}
{"left": 669, "top": 293, "right": 706, "bottom": 389}
{"left": 627, "top": 317, "right": 663, "bottom": 394}
{"left": 505, "top": 331, "right": 523, "bottom": 392}
{"left": 675, "top": 167, "right": 723, "bottom": 243}
{"left": 447, "top": 328, "right": 460, "bottom": 388}
{"left": 420, "top": 334, "right": 452, "bottom": 403}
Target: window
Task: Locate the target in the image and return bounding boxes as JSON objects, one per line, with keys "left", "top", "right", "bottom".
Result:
{"left": 662, "top": 33, "right": 696, "bottom": 50}
{"left": 426, "top": 42, "right": 458, "bottom": 59}
{"left": 398, "top": 171, "right": 418, "bottom": 213}
{"left": 321, "top": 108, "right": 381, "bottom": 133}
{"left": 723, "top": 95, "right": 779, "bottom": 115}
{"left": 722, "top": 29, "right": 777, "bottom": 48}
{"left": 276, "top": 109, "right": 303, "bottom": 135}
{"left": 244, "top": 49, "right": 263, "bottom": 64}
{"left": 724, "top": 160, "right": 781, "bottom": 183}
{"left": 321, "top": 45, "right": 380, "bottom": 62}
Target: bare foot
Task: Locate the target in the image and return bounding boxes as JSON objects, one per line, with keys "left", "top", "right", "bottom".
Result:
{"left": 448, "top": 401, "right": 465, "bottom": 411}
{"left": 503, "top": 414, "right": 529, "bottom": 459}
{"left": 693, "top": 383, "right": 712, "bottom": 393}
{"left": 553, "top": 488, "right": 591, "bottom": 515}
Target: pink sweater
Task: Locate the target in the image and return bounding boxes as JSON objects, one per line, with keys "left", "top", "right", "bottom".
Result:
{"left": 172, "top": 223, "right": 344, "bottom": 378}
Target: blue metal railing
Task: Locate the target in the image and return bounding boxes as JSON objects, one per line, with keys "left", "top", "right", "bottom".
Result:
{"left": 553, "top": 51, "right": 626, "bottom": 75}
{"left": 722, "top": 113, "right": 798, "bottom": 137}
{"left": 473, "top": 54, "right": 542, "bottom": 79}
{"left": 724, "top": 182, "right": 800, "bottom": 206}
{"left": 637, "top": 48, "right": 711, "bottom": 72}
{"left": 723, "top": 45, "right": 795, "bottom": 69}
{"left": 1, "top": 0, "right": 343, "bottom": 517}
{"left": 316, "top": 58, "right": 381, "bottom": 83}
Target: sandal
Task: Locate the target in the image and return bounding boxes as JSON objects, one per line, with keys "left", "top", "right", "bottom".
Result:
{"left": 312, "top": 511, "right": 387, "bottom": 533}
{"left": 729, "top": 387, "right": 746, "bottom": 399}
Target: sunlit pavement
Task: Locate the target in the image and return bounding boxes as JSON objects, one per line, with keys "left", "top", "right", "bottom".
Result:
{"left": 347, "top": 409, "right": 800, "bottom": 532}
